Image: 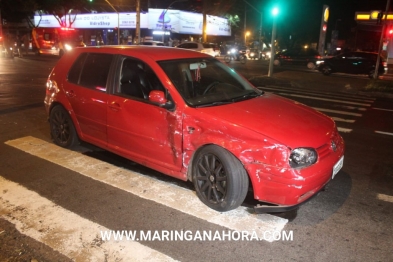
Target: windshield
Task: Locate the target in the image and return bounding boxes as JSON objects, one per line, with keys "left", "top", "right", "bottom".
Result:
{"left": 158, "top": 58, "right": 262, "bottom": 107}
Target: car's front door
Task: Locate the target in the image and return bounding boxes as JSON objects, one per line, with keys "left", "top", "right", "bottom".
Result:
{"left": 106, "top": 57, "right": 183, "bottom": 176}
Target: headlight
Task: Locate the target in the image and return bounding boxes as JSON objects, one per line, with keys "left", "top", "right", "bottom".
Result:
{"left": 65, "top": 44, "right": 72, "bottom": 51}
{"left": 289, "top": 148, "right": 317, "bottom": 168}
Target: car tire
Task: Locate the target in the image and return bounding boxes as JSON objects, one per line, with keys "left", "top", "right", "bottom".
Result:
{"left": 321, "top": 65, "right": 332, "bottom": 76}
{"left": 192, "top": 145, "right": 249, "bottom": 212}
{"left": 307, "top": 62, "right": 316, "bottom": 70}
{"left": 224, "top": 55, "right": 231, "bottom": 63}
{"left": 273, "top": 59, "right": 281, "bottom": 66}
{"left": 49, "top": 105, "right": 79, "bottom": 148}
{"left": 368, "top": 70, "right": 377, "bottom": 79}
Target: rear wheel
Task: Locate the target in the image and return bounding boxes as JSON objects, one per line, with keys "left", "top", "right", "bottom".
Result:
{"left": 368, "top": 70, "right": 377, "bottom": 79}
{"left": 273, "top": 59, "right": 281, "bottom": 66}
{"left": 321, "top": 65, "right": 332, "bottom": 76}
{"left": 49, "top": 105, "right": 79, "bottom": 148}
{"left": 192, "top": 145, "right": 249, "bottom": 212}
{"left": 224, "top": 55, "right": 231, "bottom": 63}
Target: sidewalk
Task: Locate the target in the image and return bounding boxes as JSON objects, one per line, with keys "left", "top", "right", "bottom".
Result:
{"left": 247, "top": 70, "right": 393, "bottom": 99}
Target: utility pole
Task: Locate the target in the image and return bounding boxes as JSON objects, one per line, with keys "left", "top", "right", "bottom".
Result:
{"left": 136, "top": 0, "right": 140, "bottom": 44}
{"left": 374, "top": 0, "right": 391, "bottom": 79}
{"left": 203, "top": 0, "right": 207, "bottom": 42}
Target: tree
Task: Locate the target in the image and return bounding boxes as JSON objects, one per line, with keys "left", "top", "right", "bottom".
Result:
{"left": 0, "top": 0, "right": 43, "bottom": 28}
{"left": 40, "top": 0, "right": 90, "bottom": 28}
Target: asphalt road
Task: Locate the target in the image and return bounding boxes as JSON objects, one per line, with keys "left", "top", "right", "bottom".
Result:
{"left": 0, "top": 54, "right": 392, "bottom": 261}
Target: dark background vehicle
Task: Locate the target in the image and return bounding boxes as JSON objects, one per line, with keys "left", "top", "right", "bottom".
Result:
{"left": 248, "top": 48, "right": 261, "bottom": 60}
{"left": 176, "top": 42, "right": 219, "bottom": 56}
{"left": 274, "top": 48, "right": 322, "bottom": 69}
{"left": 317, "top": 51, "right": 386, "bottom": 78}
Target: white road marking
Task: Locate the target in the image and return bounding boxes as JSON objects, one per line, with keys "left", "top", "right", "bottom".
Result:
{"left": 377, "top": 193, "right": 393, "bottom": 203}
{"left": 278, "top": 93, "right": 371, "bottom": 107}
{"left": 313, "top": 107, "right": 362, "bottom": 117}
{"left": 262, "top": 86, "right": 375, "bottom": 103}
{"left": 0, "top": 176, "right": 176, "bottom": 262}
{"left": 332, "top": 117, "right": 356, "bottom": 123}
{"left": 333, "top": 105, "right": 367, "bottom": 111}
{"left": 5, "top": 136, "right": 288, "bottom": 242}
{"left": 337, "top": 127, "right": 352, "bottom": 133}
{"left": 372, "top": 107, "right": 393, "bottom": 112}
{"left": 375, "top": 131, "right": 393, "bottom": 136}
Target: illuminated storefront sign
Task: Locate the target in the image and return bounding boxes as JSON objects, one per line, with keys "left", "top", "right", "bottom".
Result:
{"left": 34, "top": 9, "right": 230, "bottom": 36}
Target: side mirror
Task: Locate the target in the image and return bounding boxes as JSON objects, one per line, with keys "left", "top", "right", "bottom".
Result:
{"left": 149, "top": 90, "right": 167, "bottom": 104}
{"left": 149, "top": 90, "right": 175, "bottom": 110}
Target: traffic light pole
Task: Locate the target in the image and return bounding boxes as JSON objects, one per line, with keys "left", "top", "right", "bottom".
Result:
{"left": 268, "top": 16, "right": 277, "bottom": 77}
{"left": 374, "top": 0, "right": 391, "bottom": 79}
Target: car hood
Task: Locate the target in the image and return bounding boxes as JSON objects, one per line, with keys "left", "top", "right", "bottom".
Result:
{"left": 197, "top": 93, "right": 335, "bottom": 148}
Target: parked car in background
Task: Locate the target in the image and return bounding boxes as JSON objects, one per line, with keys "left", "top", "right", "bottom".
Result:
{"left": 140, "top": 41, "right": 165, "bottom": 46}
{"left": 317, "top": 51, "right": 386, "bottom": 78}
{"left": 274, "top": 48, "right": 322, "bottom": 69}
{"left": 176, "top": 41, "right": 219, "bottom": 57}
{"left": 45, "top": 46, "right": 344, "bottom": 213}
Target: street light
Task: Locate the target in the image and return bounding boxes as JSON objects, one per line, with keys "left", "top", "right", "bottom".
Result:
{"left": 268, "top": 7, "right": 279, "bottom": 77}
{"left": 161, "top": 0, "right": 188, "bottom": 43}
{"left": 245, "top": 31, "right": 250, "bottom": 45}
{"left": 104, "top": 0, "right": 120, "bottom": 45}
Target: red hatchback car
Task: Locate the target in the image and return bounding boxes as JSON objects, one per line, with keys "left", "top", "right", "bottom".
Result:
{"left": 45, "top": 46, "right": 344, "bottom": 213}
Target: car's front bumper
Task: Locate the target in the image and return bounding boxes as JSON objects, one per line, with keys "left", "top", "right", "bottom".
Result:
{"left": 245, "top": 135, "right": 344, "bottom": 213}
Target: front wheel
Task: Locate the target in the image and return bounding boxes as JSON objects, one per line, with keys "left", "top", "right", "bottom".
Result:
{"left": 224, "top": 55, "right": 231, "bottom": 63}
{"left": 307, "top": 62, "right": 316, "bottom": 70}
{"left": 192, "top": 145, "right": 249, "bottom": 212}
{"left": 49, "top": 105, "right": 79, "bottom": 148}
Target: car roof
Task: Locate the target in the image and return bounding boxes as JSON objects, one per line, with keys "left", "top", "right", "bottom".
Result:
{"left": 69, "top": 45, "right": 212, "bottom": 61}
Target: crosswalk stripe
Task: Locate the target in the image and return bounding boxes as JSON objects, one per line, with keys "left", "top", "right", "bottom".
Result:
{"left": 337, "top": 127, "right": 353, "bottom": 133}
{"left": 375, "top": 131, "right": 393, "bottom": 136}
{"left": 313, "top": 107, "right": 362, "bottom": 117}
{"left": 262, "top": 86, "right": 375, "bottom": 103}
{"left": 5, "top": 136, "right": 288, "bottom": 242}
{"left": 331, "top": 117, "right": 356, "bottom": 123}
{"left": 278, "top": 93, "right": 371, "bottom": 107}
{"left": 0, "top": 176, "right": 176, "bottom": 262}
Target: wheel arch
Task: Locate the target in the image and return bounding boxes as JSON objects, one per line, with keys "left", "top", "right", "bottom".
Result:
{"left": 186, "top": 143, "right": 251, "bottom": 185}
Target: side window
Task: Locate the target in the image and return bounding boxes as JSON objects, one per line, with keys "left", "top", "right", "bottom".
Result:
{"left": 68, "top": 53, "right": 87, "bottom": 84}
{"left": 118, "top": 58, "right": 165, "bottom": 100}
{"left": 78, "top": 53, "right": 114, "bottom": 90}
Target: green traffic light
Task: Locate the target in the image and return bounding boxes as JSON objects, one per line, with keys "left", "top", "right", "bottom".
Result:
{"left": 272, "top": 7, "right": 279, "bottom": 16}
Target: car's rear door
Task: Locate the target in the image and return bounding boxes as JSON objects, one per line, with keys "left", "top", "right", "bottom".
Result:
{"left": 65, "top": 52, "right": 114, "bottom": 148}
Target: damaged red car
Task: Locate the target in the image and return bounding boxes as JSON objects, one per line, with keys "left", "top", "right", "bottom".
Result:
{"left": 44, "top": 46, "right": 344, "bottom": 213}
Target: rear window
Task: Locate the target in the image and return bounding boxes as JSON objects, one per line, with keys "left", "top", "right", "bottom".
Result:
{"left": 68, "top": 53, "right": 114, "bottom": 90}
{"left": 202, "top": 43, "right": 215, "bottom": 49}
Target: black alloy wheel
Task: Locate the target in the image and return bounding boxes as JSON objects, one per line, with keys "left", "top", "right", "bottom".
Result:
{"left": 192, "top": 145, "right": 249, "bottom": 212}
{"left": 49, "top": 105, "right": 79, "bottom": 148}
